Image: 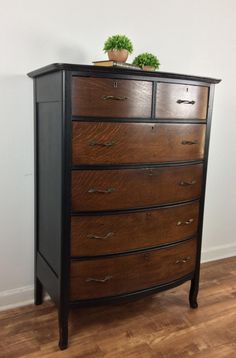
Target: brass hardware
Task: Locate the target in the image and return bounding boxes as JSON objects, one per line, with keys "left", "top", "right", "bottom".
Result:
{"left": 179, "top": 180, "right": 196, "bottom": 186}
{"left": 177, "top": 99, "right": 195, "bottom": 105}
{"left": 87, "top": 232, "right": 114, "bottom": 240}
{"left": 176, "top": 218, "right": 194, "bottom": 226}
{"left": 88, "top": 188, "right": 116, "bottom": 194}
{"left": 86, "top": 275, "right": 113, "bottom": 283}
{"left": 89, "top": 140, "right": 116, "bottom": 147}
{"left": 102, "top": 95, "right": 128, "bottom": 101}
{"left": 181, "top": 140, "right": 198, "bottom": 145}
{"left": 176, "top": 256, "right": 191, "bottom": 264}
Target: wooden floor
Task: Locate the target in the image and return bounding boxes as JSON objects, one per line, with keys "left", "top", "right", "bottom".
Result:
{"left": 1, "top": 257, "right": 236, "bottom": 358}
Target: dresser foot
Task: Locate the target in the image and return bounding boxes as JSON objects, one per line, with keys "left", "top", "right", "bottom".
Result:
{"left": 58, "top": 309, "right": 69, "bottom": 350}
{"left": 35, "top": 278, "right": 43, "bottom": 305}
{"left": 58, "top": 330, "right": 68, "bottom": 350}
{"left": 59, "top": 339, "right": 68, "bottom": 350}
{"left": 190, "top": 300, "right": 198, "bottom": 309}
{"left": 189, "top": 277, "right": 199, "bottom": 309}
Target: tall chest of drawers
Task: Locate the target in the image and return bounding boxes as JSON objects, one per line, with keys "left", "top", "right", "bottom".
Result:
{"left": 28, "top": 63, "right": 220, "bottom": 349}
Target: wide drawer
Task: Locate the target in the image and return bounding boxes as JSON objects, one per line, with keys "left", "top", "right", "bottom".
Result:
{"left": 71, "top": 201, "right": 199, "bottom": 256}
{"left": 70, "top": 238, "right": 197, "bottom": 300}
{"left": 72, "top": 122, "right": 206, "bottom": 165}
{"left": 72, "top": 77, "right": 152, "bottom": 118}
{"left": 71, "top": 164, "right": 203, "bottom": 212}
{"left": 156, "top": 83, "right": 208, "bottom": 120}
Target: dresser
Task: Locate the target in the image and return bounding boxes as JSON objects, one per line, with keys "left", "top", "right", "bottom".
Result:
{"left": 28, "top": 63, "right": 220, "bottom": 350}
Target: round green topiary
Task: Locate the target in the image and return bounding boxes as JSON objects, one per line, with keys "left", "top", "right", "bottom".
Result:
{"left": 132, "top": 53, "right": 160, "bottom": 69}
{"left": 103, "top": 34, "right": 133, "bottom": 54}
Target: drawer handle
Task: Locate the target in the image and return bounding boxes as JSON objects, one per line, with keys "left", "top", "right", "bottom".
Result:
{"left": 177, "top": 100, "right": 195, "bottom": 105}
{"left": 177, "top": 218, "right": 194, "bottom": 226}
{"left": 88, "top": 188, "right": 116, "bottom": 194}
{"left": 89, "top": 140, "right": 116, "bottom": 147}
{"left": 86, "top": 275, "right": 113, "bottom": 283}
{"left": 176, "top": 256, "right": 191, "bottom": 264}
{"left": 179, "top": 180, "right": 196, "bottom": 186}
{"left": 181, "top": 140, "right": 198, "bottom": 145}
{"left": 102, "top": 95, "right": 128, "bottom": 101}
{"left": 87, "top": 232, "right": 114, "bottom": 240}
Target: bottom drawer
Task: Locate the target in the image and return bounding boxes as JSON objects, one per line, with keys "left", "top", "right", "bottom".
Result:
{"left": 70, "top": 239, "right": 197, "bottom": 300}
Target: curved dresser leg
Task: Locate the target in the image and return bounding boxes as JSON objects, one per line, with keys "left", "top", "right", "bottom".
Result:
{"left": 35, "top": 278, "right": 43, "bottom": 305}
{"left": 58, "top": 308, "right": 69, "bottom": 350}
{"left": 189, "top": 277, "right": 199, "bottom": 309}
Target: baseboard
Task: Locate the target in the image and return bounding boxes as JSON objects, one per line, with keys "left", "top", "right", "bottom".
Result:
{"left": 0, "top": 285, "right": 50, "bottom": 312}
{"left": 0, "top": 244, "right": 236, "bottom": 311}
{"left": 0, "top": 285, "right": 34, "bottom": 311}
{"left": 201, "top": 243, "right": 236, "bottom": 263}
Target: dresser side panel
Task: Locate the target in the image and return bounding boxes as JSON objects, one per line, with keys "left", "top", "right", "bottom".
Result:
{"left": 36, "top": 72, "right": 63, "bottom": 276}
{"left": 36, "top": 71, "right": 62, "bottom": 102}
{"left": 37, "top": 101, "right": 62, "bottom": 274}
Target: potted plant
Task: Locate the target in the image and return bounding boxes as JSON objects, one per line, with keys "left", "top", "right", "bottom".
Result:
{"left": 132, "top": 53, "right": 160, "bottom": 71}
{"left": 103, "top": 34, "right": 133, "bottom": 63}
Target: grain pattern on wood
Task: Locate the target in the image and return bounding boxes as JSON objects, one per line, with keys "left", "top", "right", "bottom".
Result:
{"left": 70, "top": 239, "right": 196, "bottom": 300}
{"left": 72, "top": 122, "right": 206, "bottom": 165}
{"left": 72, "top": 77, "right": 152, "bottom": 118}
{"left": 71, "top": 201, "right": 199, "bottom": 256}
{"left": 156, "top": 83, "right": 209, "bottom": 119}
{"left": 0, "top": 256, "right": 234, "bottom": 357}
{"left": 71, "top": 164, "right": 203, "bottom": 211}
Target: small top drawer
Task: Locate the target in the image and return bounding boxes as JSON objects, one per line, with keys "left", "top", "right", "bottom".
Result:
{"left": 72, "top": 77, "right": 152, "bottom": 118}
{"left": 155, "top": 83, "right": 208, "bottom": 120}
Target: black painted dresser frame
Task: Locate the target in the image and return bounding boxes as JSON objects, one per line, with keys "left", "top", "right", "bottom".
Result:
{"left": 28, "top": 64, "right": 220, "bottom": 349}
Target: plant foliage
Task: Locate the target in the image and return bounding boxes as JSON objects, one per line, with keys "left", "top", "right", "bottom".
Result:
{"left": 132, "top": 53, "right": 160, "bottom": 69}
{"left": 103, "top": 34, "right": 133, "bottom": 53}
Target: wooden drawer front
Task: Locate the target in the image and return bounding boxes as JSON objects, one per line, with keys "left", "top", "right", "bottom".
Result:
{"left": 70, "top": 239, "right": 197, "bottom": 300}
{"left": 71, "top": 202, "right": 199, "bottom": 256}
{"left": 72, "top": 77, "right": 152, "bottom": 118}
{"left": 72, "top": 122, "right": 206, "bottom": 165}
{"left": 156, "top": 83, "right": 208, "bottom": 119}
{"left": 72, "top": 164, "right": 203, "bottom": 212}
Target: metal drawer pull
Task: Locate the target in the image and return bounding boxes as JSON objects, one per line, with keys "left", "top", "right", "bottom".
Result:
{"left": 176, "top": 256, "right": 191, "bottom": 264}
{"left": 102, "top": 95, "right": 128, "bottom": 101}
{"left": 177, "top": 218, "right": 194, "bottom": 226}
{"left": 177, "top": 99, "right": 195, "bottom": 105}
{"left": 181, "top": 140, "right": 198, "bottom": 145}
{"left": 86, "top": 275, "right": 113, "bottom": 283}
{"left": 88, "top": 187, "right": 116, "bottom": 194}
{"left": 87, "top": 232, "right": 114, "bottom": 240}
{"left": 89, "top": 140, "right": 116, "bottom": 147}
{"left": 179, "top": 180, "right": 196, "bottom": 186}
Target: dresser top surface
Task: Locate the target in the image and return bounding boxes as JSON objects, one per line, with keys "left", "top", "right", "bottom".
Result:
{"left": 27, "top": 63, "right": 221, "bottom": 84}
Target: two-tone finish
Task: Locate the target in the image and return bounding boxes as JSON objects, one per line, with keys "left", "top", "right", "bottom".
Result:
{"left": 28, "top": 63, "right": 221, "bottom": 350}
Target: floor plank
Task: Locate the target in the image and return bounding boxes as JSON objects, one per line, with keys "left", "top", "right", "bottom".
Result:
{"left": 1, "top": 257, "right": 236, "bottom": 357}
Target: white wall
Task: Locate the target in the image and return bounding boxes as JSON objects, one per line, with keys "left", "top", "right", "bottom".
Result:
{"left": 1, "top": 0, "right": 236, "bottom": 309}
